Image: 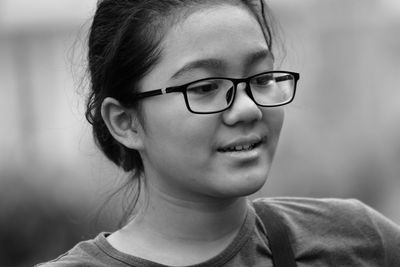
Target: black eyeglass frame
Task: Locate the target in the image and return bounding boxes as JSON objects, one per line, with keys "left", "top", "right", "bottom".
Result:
{"left": 122, "top": 71, "right": 300, "bottom": 114}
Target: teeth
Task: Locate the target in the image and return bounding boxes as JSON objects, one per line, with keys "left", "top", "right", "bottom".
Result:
{"left": 236, "top": 145, "right": 251, "bottom": 151}
{"left": 222, "top": 143, "right": 256, "bottom": 152}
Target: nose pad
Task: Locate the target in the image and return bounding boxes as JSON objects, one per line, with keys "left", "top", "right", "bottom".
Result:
{"left": 224, "top": 82, "right": 248, "bottom": 105}
{"left": 237, "top": 81, "right": 255, "bottom": 101}
{"left": 222, "top": 81, "right": 262, "bottom": 125}
{"left": 225, "top": 87, "right": 234, "bottom": 104}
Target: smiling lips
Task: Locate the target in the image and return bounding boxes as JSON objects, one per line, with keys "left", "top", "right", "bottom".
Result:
{"left": 217, "top": 137, "right": 265, "bottom": 153}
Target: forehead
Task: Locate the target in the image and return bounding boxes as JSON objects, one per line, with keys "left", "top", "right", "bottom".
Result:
{"left": 159, "top": 4, "right": 270, "bottom": 76}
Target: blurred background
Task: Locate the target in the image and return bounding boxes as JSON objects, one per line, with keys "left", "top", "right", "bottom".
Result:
{"left": 1, "top": 0, "right": 399, "bottom": 266}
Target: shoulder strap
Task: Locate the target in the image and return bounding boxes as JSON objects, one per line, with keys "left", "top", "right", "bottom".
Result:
{"left": 253, "top": 201, "right": 298, "bottom": 267}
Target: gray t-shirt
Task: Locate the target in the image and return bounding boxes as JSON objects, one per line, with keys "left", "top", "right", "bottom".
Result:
{"left": 36, "top": 197, "right": 400, "bottom": 266}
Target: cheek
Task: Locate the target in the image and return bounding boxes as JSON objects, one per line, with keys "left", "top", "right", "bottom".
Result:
{"left": 272, "top": 108, "right": 285, "bottom": 130}
{"left": 142, "top": 99, "right": 220, "bottom": 156}
{"left": 263, "top": 108, "right": 284, "bottom": 146}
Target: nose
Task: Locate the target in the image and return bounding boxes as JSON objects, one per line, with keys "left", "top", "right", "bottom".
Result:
{"left": 222, "top": 82, "right": 262, "bottom": 125}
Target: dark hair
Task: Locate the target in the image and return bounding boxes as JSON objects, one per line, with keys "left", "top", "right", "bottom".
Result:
{"left": 85, "top": 0, "right": 277, "bottom": 223}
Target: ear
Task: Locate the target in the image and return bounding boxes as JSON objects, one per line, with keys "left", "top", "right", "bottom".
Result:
{"left": 101, "top": 97, "right": 144, "bottom": 150}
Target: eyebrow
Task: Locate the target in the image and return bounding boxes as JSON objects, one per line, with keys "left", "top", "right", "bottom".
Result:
{"left": 170, "top": 49, "right": 273, "bottom": 80}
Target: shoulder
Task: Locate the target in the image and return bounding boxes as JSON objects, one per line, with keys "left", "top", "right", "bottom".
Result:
{"left": 252, "top": 197, "right": 400, "bottom": 265}
{"left": 35, "top": 233, "right": 109, "bottom": 267}
{"left": 253, "top": 197, "right": 367, "bottom": 220}
{"left": 252, "top": 197, "right": 371, "bottom": 241}
{"left": 252, "top": 196, "right": 400, "bottom": 235}
{"left": 253, "top": 196, "right": 365, "bottom": 212}
{"left": 253, "top": 197, "right": 400, "bottom": 230}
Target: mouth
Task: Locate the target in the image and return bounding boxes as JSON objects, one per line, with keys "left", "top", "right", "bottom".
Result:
{"left": 217, "top": 139, "right": 264, "bottom": 153}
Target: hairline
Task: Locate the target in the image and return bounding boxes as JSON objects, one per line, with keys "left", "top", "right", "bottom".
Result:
{"left": 133, "top": 1, "right": 267, "bottom": 126}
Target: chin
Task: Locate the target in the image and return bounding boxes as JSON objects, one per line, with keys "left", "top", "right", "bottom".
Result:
{"left": 214, "top": 171, "right": 269, "bottom": 198}
{"left": 239, "top": 174, "right": 268, "bottom": 196}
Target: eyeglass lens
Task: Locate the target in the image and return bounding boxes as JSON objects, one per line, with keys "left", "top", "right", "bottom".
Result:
{"left": 186, "top": 72, "right": 295, "bottom": 113}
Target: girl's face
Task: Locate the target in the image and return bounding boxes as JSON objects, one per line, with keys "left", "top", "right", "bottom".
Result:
{"left": 136, "top": 4, "right": 284, "bottom": 202}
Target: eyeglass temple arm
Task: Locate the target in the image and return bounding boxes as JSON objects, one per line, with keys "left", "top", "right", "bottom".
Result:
{"left": 131, "top": 86, "right": 183, "bottom": 100}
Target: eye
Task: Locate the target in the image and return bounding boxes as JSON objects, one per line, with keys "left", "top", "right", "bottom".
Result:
{"left": 187, "top": 80, "right": 220, "bottom": 95}
{"left": 251, "top": 74, "right": 274, "bottom": 86}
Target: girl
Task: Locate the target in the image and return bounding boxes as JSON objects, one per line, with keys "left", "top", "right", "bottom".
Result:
{"left": 38, "top": 0, "right": 400, "bottom": 266}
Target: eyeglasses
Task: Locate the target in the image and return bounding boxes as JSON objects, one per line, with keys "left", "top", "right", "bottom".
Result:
{"left": 124, "top": 71, "right": 300, "bottom": 114}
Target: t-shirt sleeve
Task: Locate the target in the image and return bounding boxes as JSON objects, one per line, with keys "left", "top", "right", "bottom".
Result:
{"left": 351, "top": 199, "right": 400, "bottom": 266}
{"left": 254, "top": 197, "right": 400, "bottom": 266}
{"left": 34, "top": 238, "right": 110, "bottom": 267}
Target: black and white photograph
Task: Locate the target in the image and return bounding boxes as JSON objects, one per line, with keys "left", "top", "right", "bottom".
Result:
{"left": 1, "top": 0, "right": 400, "bottom": 266}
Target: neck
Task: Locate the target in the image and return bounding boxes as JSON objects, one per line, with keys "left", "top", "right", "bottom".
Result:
{"left": 123, "top": 183, "right": 249, "bottom": 243}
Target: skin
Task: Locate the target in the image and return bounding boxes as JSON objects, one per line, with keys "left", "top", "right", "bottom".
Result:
{"left": 102, "top": 4, "right": 284, "bottom": 266}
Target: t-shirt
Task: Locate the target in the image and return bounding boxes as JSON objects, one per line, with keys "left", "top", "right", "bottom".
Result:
{"left": 35, "top": 197, "right": 400, "bottom": 267}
